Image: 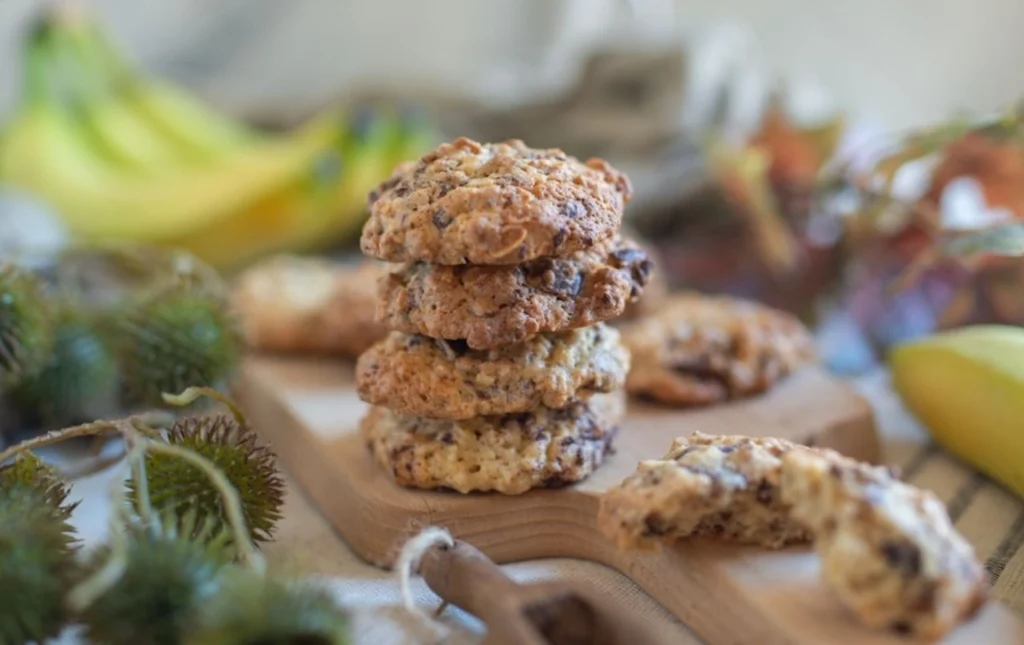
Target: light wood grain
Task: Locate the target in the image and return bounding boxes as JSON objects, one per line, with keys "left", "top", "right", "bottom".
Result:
{"left": 235, "top": 355, "right": 1024, "bottom": 645}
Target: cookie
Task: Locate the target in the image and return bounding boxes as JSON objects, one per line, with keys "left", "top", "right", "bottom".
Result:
{"left": 356, "top": 323, "right": 628, "bottom": 420}
{"left": 622, "top": 292, "right": 816, "bottom": 406}
{"left": 360, "top": 137, "right": 632, "bottom": 265}
{"left": 781, "top": 449, "right": 987, "bottom": 640}
{"left": 231, "top": 255, "right": 386, "bottom": 358}
{"left": 377, "top": 236, "right": 652, "bottom": 349}
{"left": 360, "top": 390, "right": 625, "bottom": 494}
{"left": 598, "top": 432, "right": 812, "bottom": 551}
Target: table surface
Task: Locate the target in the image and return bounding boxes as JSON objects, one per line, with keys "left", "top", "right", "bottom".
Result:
{"left": 54, "top": 369, "right": 1024, "bottom": 644}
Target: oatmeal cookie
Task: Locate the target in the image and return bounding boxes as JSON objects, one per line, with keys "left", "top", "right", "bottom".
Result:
{"left": 781, "top": 449, "right": 988, "bottom": 640}
{"left": 361, "top": 390, "right": 625, "bottom": 494}
{"left": 377, "top": 236, "right": 652, "bottom": 349}
{"left": 360, "top": 137, "right": 632, "bottom": 265}
{"left": 623, "top": 292, "right": 816, "bottom": 406}
{"left": 356, "top": 324, "right": 628, "bottom": 419}
{"left": 598, "top": 432, "right": 812, "bottom": 551}
{"left": 231, "top": 255, "right": 386, "bottom": 357}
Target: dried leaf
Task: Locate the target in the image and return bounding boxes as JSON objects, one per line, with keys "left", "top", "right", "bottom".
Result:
{"left": 984, "top": 265, "right": 1024, "bottom": 321}
{"left": 802, "top": 115, "right": 846, "bottom": 168}
{"left": 940, "top": 221, "right": 1024, "bottom": 258}
{"left": 873, "top": 119, "right": 974, "bottom": 192}
{"left": 706, "top": 139, "right": 802, "bottom": 274}
{"left": 887, "top": 221, "right": 1024, "bottom": 296}
{"left": 937, "top": 285, "right": 977, "bottom": 329}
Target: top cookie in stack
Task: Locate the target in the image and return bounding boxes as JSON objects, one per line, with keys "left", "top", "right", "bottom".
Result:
{"left": 355, "top": 137, "right": 651, "bottom": 495}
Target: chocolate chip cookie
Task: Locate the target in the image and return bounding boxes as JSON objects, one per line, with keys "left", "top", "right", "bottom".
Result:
{"left": 377, "top": 236, "right": 652, "bottom": 349}
{"left": 360, "top": 137, "right": 633, "bottom": 265}
{"left": 622, "top": 293, "right": 816, "bottom": 406}
{"left": 598, "top": 432, "right": 812, "bottom": 551}
{"left": 781, "top": 449, "right": 987, "bottom": 640}
{"left": 361, "top": 390, "right": 625, "bottom": 494}
{"left": 356, "top": 323, "right": 628, "bottom": 419}
{"left": 232, "top": 255, "right": 386, "bottom": 358}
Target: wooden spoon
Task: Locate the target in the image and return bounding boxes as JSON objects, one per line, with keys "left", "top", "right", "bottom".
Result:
{"left": 418, "top": 539, "right": 676, "bottom": 645}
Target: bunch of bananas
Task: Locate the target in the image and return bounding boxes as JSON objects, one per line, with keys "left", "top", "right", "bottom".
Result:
{"left": 0, "top": 7, "right": 436, "bottom": 270}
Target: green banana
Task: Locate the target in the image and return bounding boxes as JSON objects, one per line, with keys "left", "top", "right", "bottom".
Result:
{"left": 42, "top": 19, "right": 184, "bottom": 175}
{"left": 75, "top": 17, "right": 259, "bottom": 161}
{"left": 0, "top": 37, "right": 346, "bottom": 244}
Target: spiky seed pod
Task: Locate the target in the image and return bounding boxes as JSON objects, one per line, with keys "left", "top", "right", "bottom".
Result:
{"left": 0, "top": 456, "right": 79, "bottom": 645}
{"left": 15, "top": 308, "right": 120, "bottom": 427}
{"left": 0, "top": 262, "right": 53, "bottom": 390}
{"left": 183, "top": 568, "right": 350, "bottom": 645}
{"left": 128, "top": 414, "right": 285, "bottom": 547}
{"left": 80, "top": 514, "right": 232, "bottom": 645}
{"left": 0, "top": 452, "right": 76, "bottom": 516}
{"left": 115, "top": 283, "right": 242, "bottom": 407}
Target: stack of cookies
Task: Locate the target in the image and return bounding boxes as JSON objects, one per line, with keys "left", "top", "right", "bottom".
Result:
{"left": 354, "top": 137, "right": 652, "bottom": 494}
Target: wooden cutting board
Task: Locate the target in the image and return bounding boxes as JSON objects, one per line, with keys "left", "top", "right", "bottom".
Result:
{"left": 235, "top": 355, "right": 1024, "bottom": 645}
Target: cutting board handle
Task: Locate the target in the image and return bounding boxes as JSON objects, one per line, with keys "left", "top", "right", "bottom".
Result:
{"left": 419, "top": 539, "right": 522, "bottom": 621}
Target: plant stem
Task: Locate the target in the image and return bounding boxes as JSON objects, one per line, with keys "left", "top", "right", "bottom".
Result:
{"left": 66, "top": 446, "right": 140, "bottom": 613}
{"left": 162, "top": 386, "right": 249, "bottom": 428}
{"left": 138, "top": 438, "right": 265, "bottom": 573}
{"left": 0, "top": 420, "right": 119, "bottom": 464}
{"left": 129, "top": 441, "right": 153, "bottom": 526}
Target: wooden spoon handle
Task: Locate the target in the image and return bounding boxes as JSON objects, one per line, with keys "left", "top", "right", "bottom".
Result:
{"left": 418, "top": 539, "right": 522, "bottom": 621}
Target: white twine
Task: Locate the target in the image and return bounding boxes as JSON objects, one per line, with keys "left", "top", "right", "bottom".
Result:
{"left": 395, "top": 526, "right": 456, "bottom": 640}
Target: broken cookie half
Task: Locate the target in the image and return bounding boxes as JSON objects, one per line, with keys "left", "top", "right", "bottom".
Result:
{"left": 597, "top": 432, "right": 812, "bottom": 550}
{"left": 781, "top": 449, "right": 988, "bottom": 641}
{"left": 600, "top": 432, "right": 989, "bottom": 641}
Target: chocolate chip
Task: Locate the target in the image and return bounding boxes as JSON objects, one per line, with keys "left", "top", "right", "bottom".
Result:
{"left": 881, "top": 540, "right": 922, "bottom": 575}
{"left": 643, "top": 512, "right": 668, "bottom": 536}
{"left": 755, "top": 478, "right": 773, "bottom": 505}
{"left": 435, "top": 338, "right": 470, "bottom": 360}
{"left": 891, "top": 621, "right": 913, "bottom": 635}
{"left": 539, "top": 264, "right": 583, "bottom": 297}
{"left": 432, "top": 209, "right": 452, "bottom": 229}
{"left": 552, "top": 228, "right": 568, "bottom": 248}
{"left": 440, "top": 432, "right": 454, "bottom": 445}
{"left": 609, "top": 247, "right": 646, "bottom": 267}
{"left": 437, "top": 180, "right": 454, "bottom": 197}
{"left": 503, "top": 412, "right": 533, "bottom": 429}
{"left": 394, "top": 182, "right": 412, "bottom": 197}
{"left": 561, "top": 200, "right": 585, "bottom": 218}
{"left": 632, "top": 259, "right": 653, "bottom": 285}
{"left": 543, "top": 475, "right": 572, "bottom": 489}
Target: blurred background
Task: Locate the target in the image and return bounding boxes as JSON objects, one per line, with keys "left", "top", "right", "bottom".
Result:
{"left": 2, "top": 0, "right": 1024, "bottom": 374}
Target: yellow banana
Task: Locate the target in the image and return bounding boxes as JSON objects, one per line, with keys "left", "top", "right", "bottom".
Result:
{"left": 891, "top": 324, "right": 1024, "bottom": 499}
{"left": 0, "top": 92, "right": 344, "bottom": 243}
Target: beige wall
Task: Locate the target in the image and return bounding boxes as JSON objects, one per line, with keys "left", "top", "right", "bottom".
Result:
{"left": 0, "top": 0, "right": 1021, "bottom": 130}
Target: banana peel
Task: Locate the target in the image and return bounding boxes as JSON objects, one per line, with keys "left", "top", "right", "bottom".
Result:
{"left": 891, "top": 324, "right": 1024, "bottom": 499}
